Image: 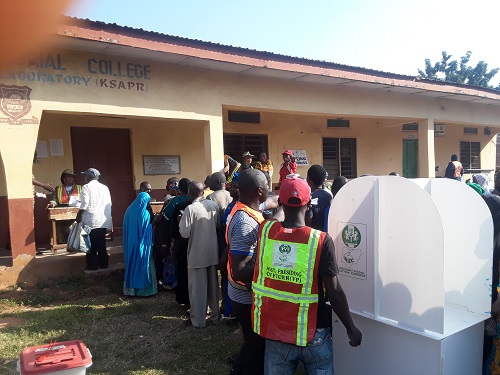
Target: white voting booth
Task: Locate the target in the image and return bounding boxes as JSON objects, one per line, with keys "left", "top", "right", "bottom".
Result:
{"left": 329, "top": 176, "right": 493, "bottom": 375}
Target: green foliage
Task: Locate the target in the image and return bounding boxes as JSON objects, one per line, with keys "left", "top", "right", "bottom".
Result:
{"left": 418, "top": 51, "right": 500, "bottom": 89}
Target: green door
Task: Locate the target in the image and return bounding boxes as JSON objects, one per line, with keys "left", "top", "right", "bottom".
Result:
{"left": 403, "top": 140, "right": 418, "bottom": 178}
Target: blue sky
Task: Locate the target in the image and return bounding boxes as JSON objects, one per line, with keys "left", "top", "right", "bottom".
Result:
{"left": 66, "top": 0, "right": 500, "bottom": 84}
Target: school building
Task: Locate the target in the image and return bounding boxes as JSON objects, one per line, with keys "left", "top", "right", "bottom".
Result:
{"left": 1, "top": 17, "right": 500, "bottom": 274}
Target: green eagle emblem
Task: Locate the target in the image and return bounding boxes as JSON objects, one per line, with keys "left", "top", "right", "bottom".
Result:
{"left": 279, "top": 244, "right": 292, "bottom": 254}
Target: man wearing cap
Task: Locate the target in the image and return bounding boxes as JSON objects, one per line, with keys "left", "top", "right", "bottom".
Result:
{"left": 223, "top": 152, "right": 255, "bottom": 189}
{"left": 48, "top": 169, "right": 82, "bottom": 244}
{"left": 76, "top": 168, "right": 112, "bottom": 270}
{"left": 49, "top": 169, "right": 82, "bottom": 208}
{"left": 278, "top": 150, "right": 297, "bottom": 189}
{"left": 252, "top": 175, "right": 362, "bottom": 374}
{"left": 241, "top": 151, "right": 255, "bottom": 170}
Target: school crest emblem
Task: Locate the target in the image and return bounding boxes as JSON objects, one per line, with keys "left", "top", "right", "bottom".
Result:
{"left": 0, "top": 84, "right": 38, "bottom": 124}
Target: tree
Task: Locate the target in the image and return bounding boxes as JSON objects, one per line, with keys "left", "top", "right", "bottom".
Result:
{"left": 418, "top": 51, "right": 499, "bottom": 89}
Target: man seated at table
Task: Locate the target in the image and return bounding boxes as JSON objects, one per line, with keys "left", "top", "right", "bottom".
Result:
{"left": 48, "top": 169, "right": 82, "bottom": 244}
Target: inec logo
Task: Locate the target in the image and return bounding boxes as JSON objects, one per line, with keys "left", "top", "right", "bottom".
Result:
{"left": 279, "top": 244, "right": 292, "bottom": 254}
{"left": 273, "top": 242, "right": 297, "bottom": 268}
{"left": 342, "top": 225, "right": 361, "bottom": 248}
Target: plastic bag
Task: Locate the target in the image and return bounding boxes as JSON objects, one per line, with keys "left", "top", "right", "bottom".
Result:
{"left": 67, "top": 221, "right": 92, "bottom": 253}
{"left": 162, "top": 254, "right": 177, "bottom": 290}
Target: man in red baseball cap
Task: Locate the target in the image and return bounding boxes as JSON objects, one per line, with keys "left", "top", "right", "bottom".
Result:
{"left": 277, "top": 150, "right": 297, "bottom": 189}
{"left": 252, "top": 175, "right": 362, "bottom": 374}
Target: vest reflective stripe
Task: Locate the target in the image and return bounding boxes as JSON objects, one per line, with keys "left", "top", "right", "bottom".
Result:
{"left": 253, "top": 221, "right": 321, "bottom": 347}
{"left": 253, "top": 283, "right": 318, "bottom": 303}
{"left": 253, "top": 220, "right": 273, "bottom": 331}
{"left": 225, "top": 201, "right": 264, "bottom": 291}
{"left": 56, "top": 184, "right": 81, "bottom": 204}
{"left": 298, "top": 229, "right": 320, "bottom": 346}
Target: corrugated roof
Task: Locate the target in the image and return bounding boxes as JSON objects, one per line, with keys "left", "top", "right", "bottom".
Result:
{"left": 59, "top": 17, "right": 417, "bottom": 78}
{"left": 59, "top": 16, "right": 500, "bottom": 96}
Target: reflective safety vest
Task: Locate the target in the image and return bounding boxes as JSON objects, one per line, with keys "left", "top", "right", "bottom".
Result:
{"left": 452, "top": 161, "right": 463, "bottom": 178}
{"left": 225, "top": 201, "right": 264, "bottom": 291}
{"left": 55, "top": 184, "right": 81, "bottom": 205}
{"left": 252, "top": 220, "right": 325, "bottom": 347}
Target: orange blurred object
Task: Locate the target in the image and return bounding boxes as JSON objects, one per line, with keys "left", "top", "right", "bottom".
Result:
{"left": 0, "top": 0, "right": 73, "bottom": 69}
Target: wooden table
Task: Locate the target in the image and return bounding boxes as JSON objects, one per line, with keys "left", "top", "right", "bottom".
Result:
{"left": 150, "top": 201, "right": 165, "bottom": 215}
{"left": 47, "top": 207, "right": 79, "bottom": 254}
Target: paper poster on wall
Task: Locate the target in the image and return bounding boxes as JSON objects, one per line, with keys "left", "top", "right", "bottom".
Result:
{"left": 212, "top": 159, "right": 224, "bottom": 173}
{"left": 291, "top": 150, "right": 309, "bottom": 166}
{"left": 36, "top": 141, "right": 48, "bottom": 158}
{"left": 50, "top": 139, "right": 64, "bottom": 156}
{"left": 143, "top": 155, "right": 180, "bottom": 175}
{"left": 337, "top": 222, "right": 367, "bottom": 280}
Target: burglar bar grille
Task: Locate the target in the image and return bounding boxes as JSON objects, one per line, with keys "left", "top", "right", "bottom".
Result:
{"left": 323, "top": 138, "right": 357, "bottom": 179}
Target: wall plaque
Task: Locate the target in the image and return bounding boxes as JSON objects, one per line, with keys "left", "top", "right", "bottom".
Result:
{"left": 143, "top": 155, "right": 180, "bottom": 175}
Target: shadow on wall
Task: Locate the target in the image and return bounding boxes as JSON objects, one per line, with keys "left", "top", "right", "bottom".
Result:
{"left": 0, "top": 152, "right": 8, "bottom": 248}
{"left": 34, "top": 195, "right": 51, "bottom": 247}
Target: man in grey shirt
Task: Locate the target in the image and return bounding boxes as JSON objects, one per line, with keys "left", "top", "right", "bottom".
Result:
{"left": 207, "top": 172, "right": 232, "bottom": 312}
{"left": 179, "top": 181, "right": 220, "bottom": 328}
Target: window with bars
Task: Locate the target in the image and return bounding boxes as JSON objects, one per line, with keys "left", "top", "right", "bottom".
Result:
{"left": 323, "top": 138, "right": 357, "bottom": 179}
{"left": 223, "top": 134, "right": 268, "bottom": 161}
{"left": 460, "top": 141, "right": 481, "bottom": 169}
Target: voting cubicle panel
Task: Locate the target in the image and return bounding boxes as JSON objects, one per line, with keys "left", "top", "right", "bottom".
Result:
{"left": 329, "top": 176, "right": 492, "bottom": 375}
{"left": 411, "top": 178, "right": 493, "bottom": 315}
{"left": 329, "top": 176, "right": 445, "bottom": 333}
{"left": 327, "top": 177, "right": 375, "bottom": 316}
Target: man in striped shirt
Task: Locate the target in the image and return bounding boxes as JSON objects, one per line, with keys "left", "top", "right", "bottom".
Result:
{"left": 226, "top": 169, "right": 268, "bottom": 375}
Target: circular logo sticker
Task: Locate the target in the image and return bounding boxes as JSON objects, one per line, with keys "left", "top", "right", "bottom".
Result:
{"left": 279, "top": 244, "right": 292, "bottom": 254}
{"left": 342, "top": 225, "right": 361, "bottom": 248}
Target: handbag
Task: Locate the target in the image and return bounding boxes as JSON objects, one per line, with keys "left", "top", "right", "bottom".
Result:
{"left": 67, "top": 221, "right": 92, "bottom": 253}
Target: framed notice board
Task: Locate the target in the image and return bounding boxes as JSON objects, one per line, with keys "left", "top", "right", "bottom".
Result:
{"left": 143, "top": 155, "right": 180, "bottom": 175}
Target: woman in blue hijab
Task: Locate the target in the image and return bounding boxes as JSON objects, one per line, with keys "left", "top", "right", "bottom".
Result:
{"left": 123, "top": 192, "right": 157, "bottom": 296}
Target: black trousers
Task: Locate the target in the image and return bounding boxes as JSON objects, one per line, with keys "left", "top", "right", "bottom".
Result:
{"left": 154, "top": 218, "right": 171, "bottom": 282}
{"left": 86, "top": 228, "right": 108, "bottom": 270}
{"left": 231, "top": 300, "right": 265, "bottom": 375}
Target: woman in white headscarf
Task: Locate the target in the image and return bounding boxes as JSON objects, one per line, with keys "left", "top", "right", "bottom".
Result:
{"left": 473, "top": 173, "right": 492, "bottom": 194}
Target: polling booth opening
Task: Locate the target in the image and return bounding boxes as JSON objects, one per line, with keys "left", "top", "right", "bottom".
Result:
{"left": 328, "top": 176, "right": 493, "bottom": 375}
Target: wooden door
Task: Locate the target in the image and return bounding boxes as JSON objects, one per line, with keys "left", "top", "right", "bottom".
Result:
{"left": 71, "top": 127, "right": 134, "bottom": 231}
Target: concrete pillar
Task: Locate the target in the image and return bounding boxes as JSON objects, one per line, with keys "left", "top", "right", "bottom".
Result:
{"left": 418, "top": 119, "right": 436, "bottom": 178}
{"left": 0, "top": 95, "right": 41, "bottom": 260}
{"left": 204, "top": 116, "right": 225, "bottom": 175}
{"left": 0, "top": 153, "right": 8, "bottom": 248}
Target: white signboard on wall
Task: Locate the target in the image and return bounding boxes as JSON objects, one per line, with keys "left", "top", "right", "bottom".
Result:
{"left": 291, "top": 150, "right": 309, "bottom": 166}
{"left": 143, "top": 155, "right": 180, "bottom": 175}
{"left": 435, "top": 123, "right": 445, "bottom": 137}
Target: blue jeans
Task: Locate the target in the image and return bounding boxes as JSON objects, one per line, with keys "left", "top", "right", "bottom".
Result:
{"left": 264, "top": 328, "right": 334, "bottom": 375}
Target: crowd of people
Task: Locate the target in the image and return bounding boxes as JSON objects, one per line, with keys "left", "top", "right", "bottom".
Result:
{"left": 43, "top": 150, "right": 500, "bottom": 374}
{"left": 118, "top": 149, "right": 363, "bottom": 375}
